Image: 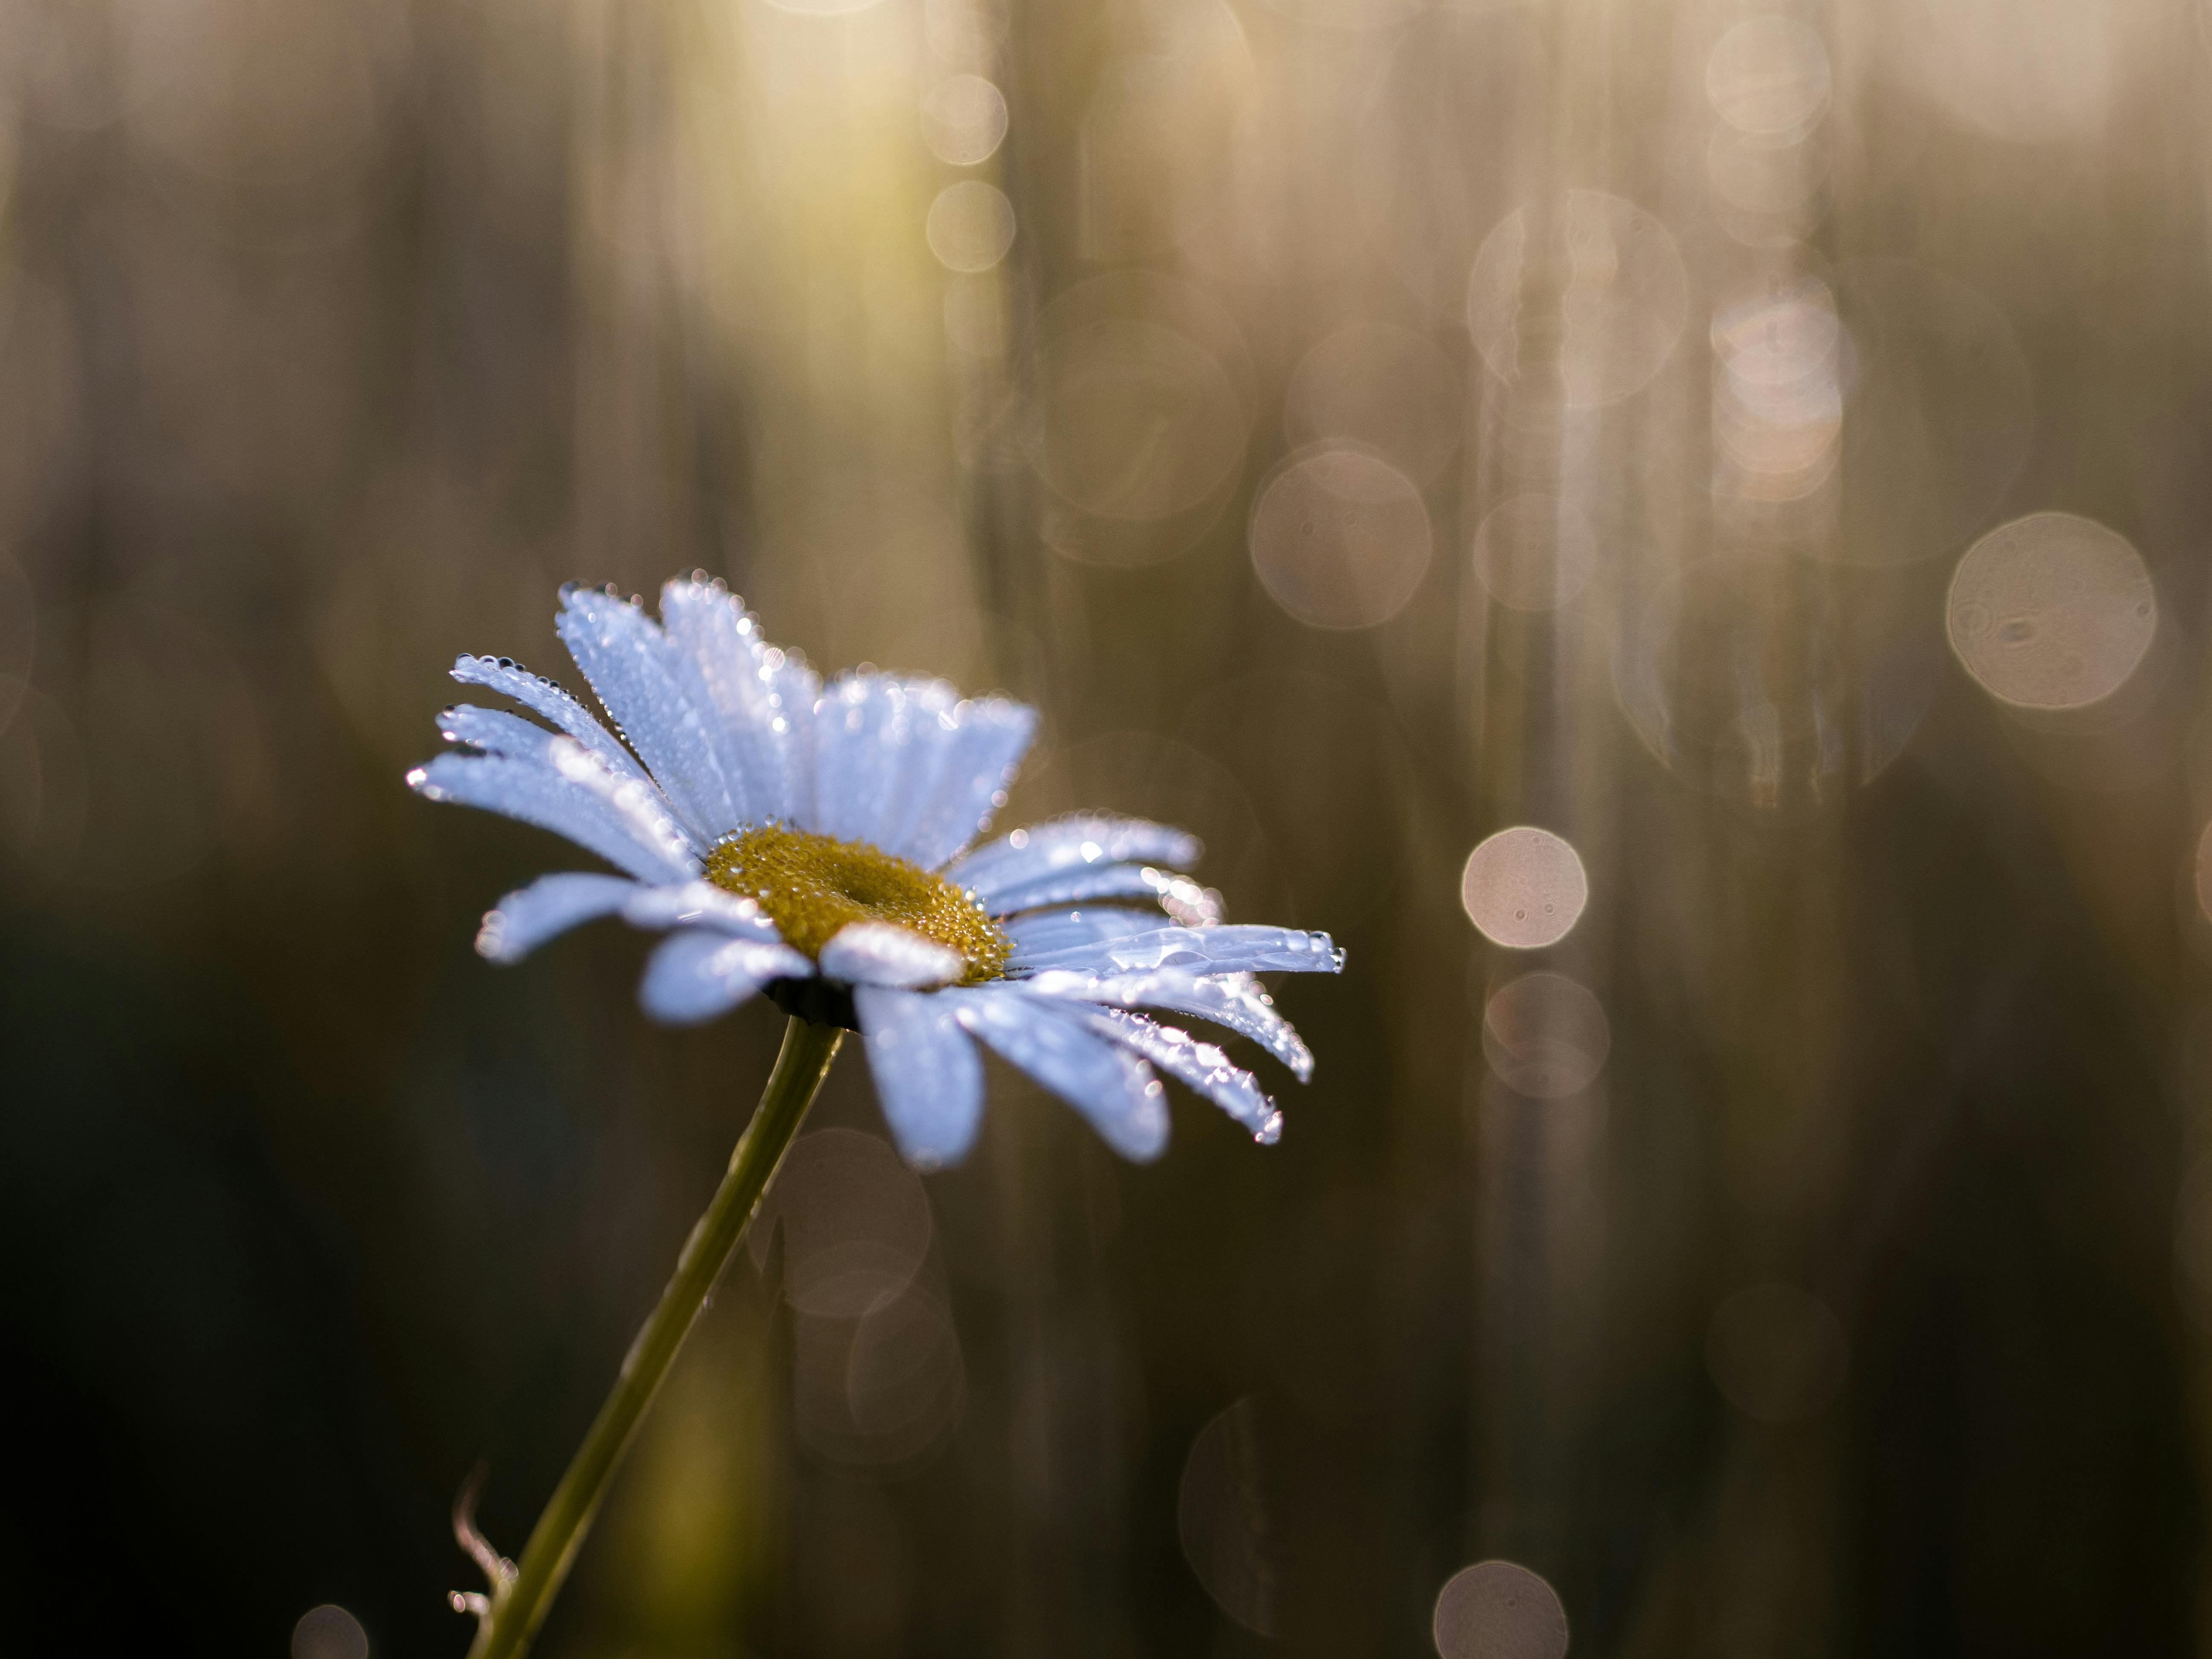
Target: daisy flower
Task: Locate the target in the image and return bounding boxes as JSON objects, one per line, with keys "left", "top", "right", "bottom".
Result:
{"left": 415, "top": 576, "right": 1342, "bottom": 1659}
{"left": 410, "top": 576, "right": 1342, "bottom": 1167}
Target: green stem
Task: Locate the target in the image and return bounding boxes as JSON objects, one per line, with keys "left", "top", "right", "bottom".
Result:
{"left": 466, "top": 1016, "right": 844, "bottom": 1659}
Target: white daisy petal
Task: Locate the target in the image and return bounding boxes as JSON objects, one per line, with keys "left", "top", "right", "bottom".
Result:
{"left": 421, "top": 587, "right": 1341, "bottom": 1167}
{"left": 809, "top": 675, "right": 955, "bottom": 847}
{"left": 854, "top": 986, "right": 986, "bottom": 1168}
{"left": 638, "top": 931, "right": 812, "bottom": 1025}
{"left": 658, "top": 578, "right": 817, "bottom": 827}
{"left": 979, "top": 862, "right": 1187, "bottom": 915}
{"left": 556, "top": 586, "right": 742, "bottom": 844}
{"left": 945, "top": 987, "right": 1170, "bottom": 1161}
{"left": 871, "top": 710, "right": 959, "bottom": 857}
{"left": 439, "top": 703, "right": 587, "bottom": 761}
{"left": 1082, "top": 1006, "right": 1282, "bottom": 1144}
{"left": 620, "top": 880, "right": 785, "bottom": 940}
{"left": 430, "top": 708, "right": 705, "bottom": 861}
{"left": 448, "top": 654, "right": 651, "bottom": 786}
{"left": 1001, "top": 906, "right": 1161, "bottom": 960}
{"left": 948, "top": 815, "right": 1201, "bottom": 900}
{"left": 819, "top": 921, "right": 965, "bottom": 989}
{"left": 1010, "top": 925, "right": 1343, "bottom": 977}
{"left": 1015, "top": 967, "right": 1316, "bottom": 1081}
{"left": 408, "top": 744, "right": 699, "bottom": 885}
{"left": 893, "top": 699, "right": 1039, "bottom": 870}
{"left": 475, "top": 872, "right": 639, "bottom": 963}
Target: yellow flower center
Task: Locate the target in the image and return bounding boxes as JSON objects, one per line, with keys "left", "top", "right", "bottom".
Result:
{"left": 704, "top": 823, "right": 1011, "bottom": 985}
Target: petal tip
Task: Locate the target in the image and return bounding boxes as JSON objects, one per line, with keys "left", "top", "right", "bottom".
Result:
{"left": 474, "top": 913, "right": 517, "bottom": 962}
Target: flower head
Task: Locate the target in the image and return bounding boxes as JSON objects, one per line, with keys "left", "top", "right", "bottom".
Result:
{"left": 409, "top": 577, "right": 1342, "bottom": 1167}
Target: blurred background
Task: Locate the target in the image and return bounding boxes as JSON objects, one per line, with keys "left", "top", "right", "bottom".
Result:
{"left": 4, "top": 0, "right": 2212, "bottom": 1652}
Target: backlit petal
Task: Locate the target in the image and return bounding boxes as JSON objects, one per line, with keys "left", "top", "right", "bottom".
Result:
{"left": 638, "top": 930, "right": 811, "bottom": 1025}
{"left": 948, "top": 815, "right": 1202, "bottom": 900}
{"left": 448, "top": 654, "right": 651, "bottom": 787}
{"left": 620, "top": 880, "right": 786, "bottom": 940}
{"left": 1082, "top": 1006, "right": 1282, "bottom": 1143}
{"left": 1015, "top": 967, "right": 1315, "bottom": 1080}
{"left": 557, "top": 586, "right": 743, "bottom": 843}
{"left": 809, "top": 675, "right": 956, "bottom": 849}
{"left": 943, "top": 987, "right": 1170, "bottom": 1161}
{"left": 408, "top": 744, "right": 698, "bottom": 885}
{"left": 1010, "top": 924, "right": 1342, "bottom": 977}
{"left": 475, "top": 872, "right": 639, "bottom": 963}
{"left": 854, "top": 986, "right": 986, "bottom": 1168}
{"left": 658, "top": 578, "right": 817, "bottom": 827}
{"left": 894, "top": 699, "right": 1039, "bottom": 870}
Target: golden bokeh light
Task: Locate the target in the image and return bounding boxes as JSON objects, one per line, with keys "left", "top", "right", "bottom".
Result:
{"left": 1482, "top": 973, "right": 1611, "bottom": 1100}
{"left": 1460, "top": 827, "right": 1589, "bottom": 950}
{"left": 1947, "top": 512, "right": 2156, "bottom": 710}
{"left": 1432, "top": 1562, "right": 1568, "bottom": 1659}
{"left": 1249, "top": 447, "right": 1432, "bottom": 631}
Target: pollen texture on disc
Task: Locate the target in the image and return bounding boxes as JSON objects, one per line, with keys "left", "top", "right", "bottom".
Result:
{"left": 706, "top": 824, "right": 1010, "bottom": 983}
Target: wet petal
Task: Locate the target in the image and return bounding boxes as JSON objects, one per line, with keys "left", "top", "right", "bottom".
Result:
{"left": 808, "top": 674, "right": 956, "bottom": 849}
{"left": 475, "top": 872, "right": 639, "bottom": 963}
{"left": 439, "top": 703, "right": 589, "bottom": 762}
{"left": 1000, "top": 906, "right": 1162, "bottom": 960}
{"left": 1011, "top": 925, "right": 1343, "bottom": 976}
{"left": 620, "top": 880, "right": 786, "bottom": 940}
{"left": 638, "top": 930, "right": 812, "bottom": 1025}
{"left": 1082, "top": 1006, "right": 1282, "bottom": 1143}
{"left": 408, "top": 743, "right": 699, "bottom": 885}
{"left": 557, "top": 586, "right": 743, "bottom": 843}
{"left": 943, "top": 987, "right": 1169, "bottom": 1161}
{"left": 980, "top": 862, "right": 1192, "bottom": 915}
{"left": 431, "top": 708, "right": 705, "bottom": 859}
{"left": 820, "top": 921, "right": 965, "bottom": 989}
{"left": 1016, "top": 967, "right": 1315, "bottom": 1081}
{"left": 658, "top": 577, "right": 817, "bottom": 827}
{"left": 854, "top": 986, "right": 986, "bottom": 1168}
{"left": 948, "top": 815, "right": 1202, "bottom": 900}
{"left": 892, "top": 698, "right": 1039, "bottom": 870}
{"left": 448, "top": 654, "right": 651, "bottom": 787}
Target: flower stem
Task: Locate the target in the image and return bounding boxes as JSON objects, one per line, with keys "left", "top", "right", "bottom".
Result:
{"left": 466, "top": 1016, "right": 845, "bottom": 1659}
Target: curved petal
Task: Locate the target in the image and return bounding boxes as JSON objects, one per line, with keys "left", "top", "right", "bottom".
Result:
{"left": 1001, "top": 906, "right": 1162, "bottom": 960}
{"left": 854, "top": 986, "right": 986, "bottom": 1168}
{"left": 1015, "top": 968, "right": 1315, "bottom": 1081}
{"left": 947, "top": 815, "right": 1201, "bottom": 900}
{"left": 1082, "top": 1006, "right": 1282, "bottom": 1144}
{"left": 438, "top": 703, "right": 597, "bottom": 763}
{"left": 475, "top": 872, "right": 639, "bottom": 963}
{"left": 820, "top": 921, "right": 964, "bottom": 989}
{"left": 943, "top": 987, "right": 1169, "bottom": 1161}
{"left": 638, "top": 931, "right": 811, "bottom": 1025}
{"left": 1011, "top": 925, "right": 1342, "bottom": 977}
{"left": 448, "top": 654, "right": 651, "bottom": 786}
{"left": 893, "top": 698, "right": 1039, "bottom": 870}
{"left": 620, "top": 880, "right": 785, "bottom": 940}
{"left": 428, "top": 711, "right": 705, "bottom": 859}
{"left": 658, "top": 578, "right": 817, "bottom": 827}
{"left": 557, "top": 586, "right": 743, "bottom": 844}
{"left": 979, "top": 862, "right": 1189, "bottom": 915}
{"left": 408, "top": 743, "right": 699, "bottom": 885}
